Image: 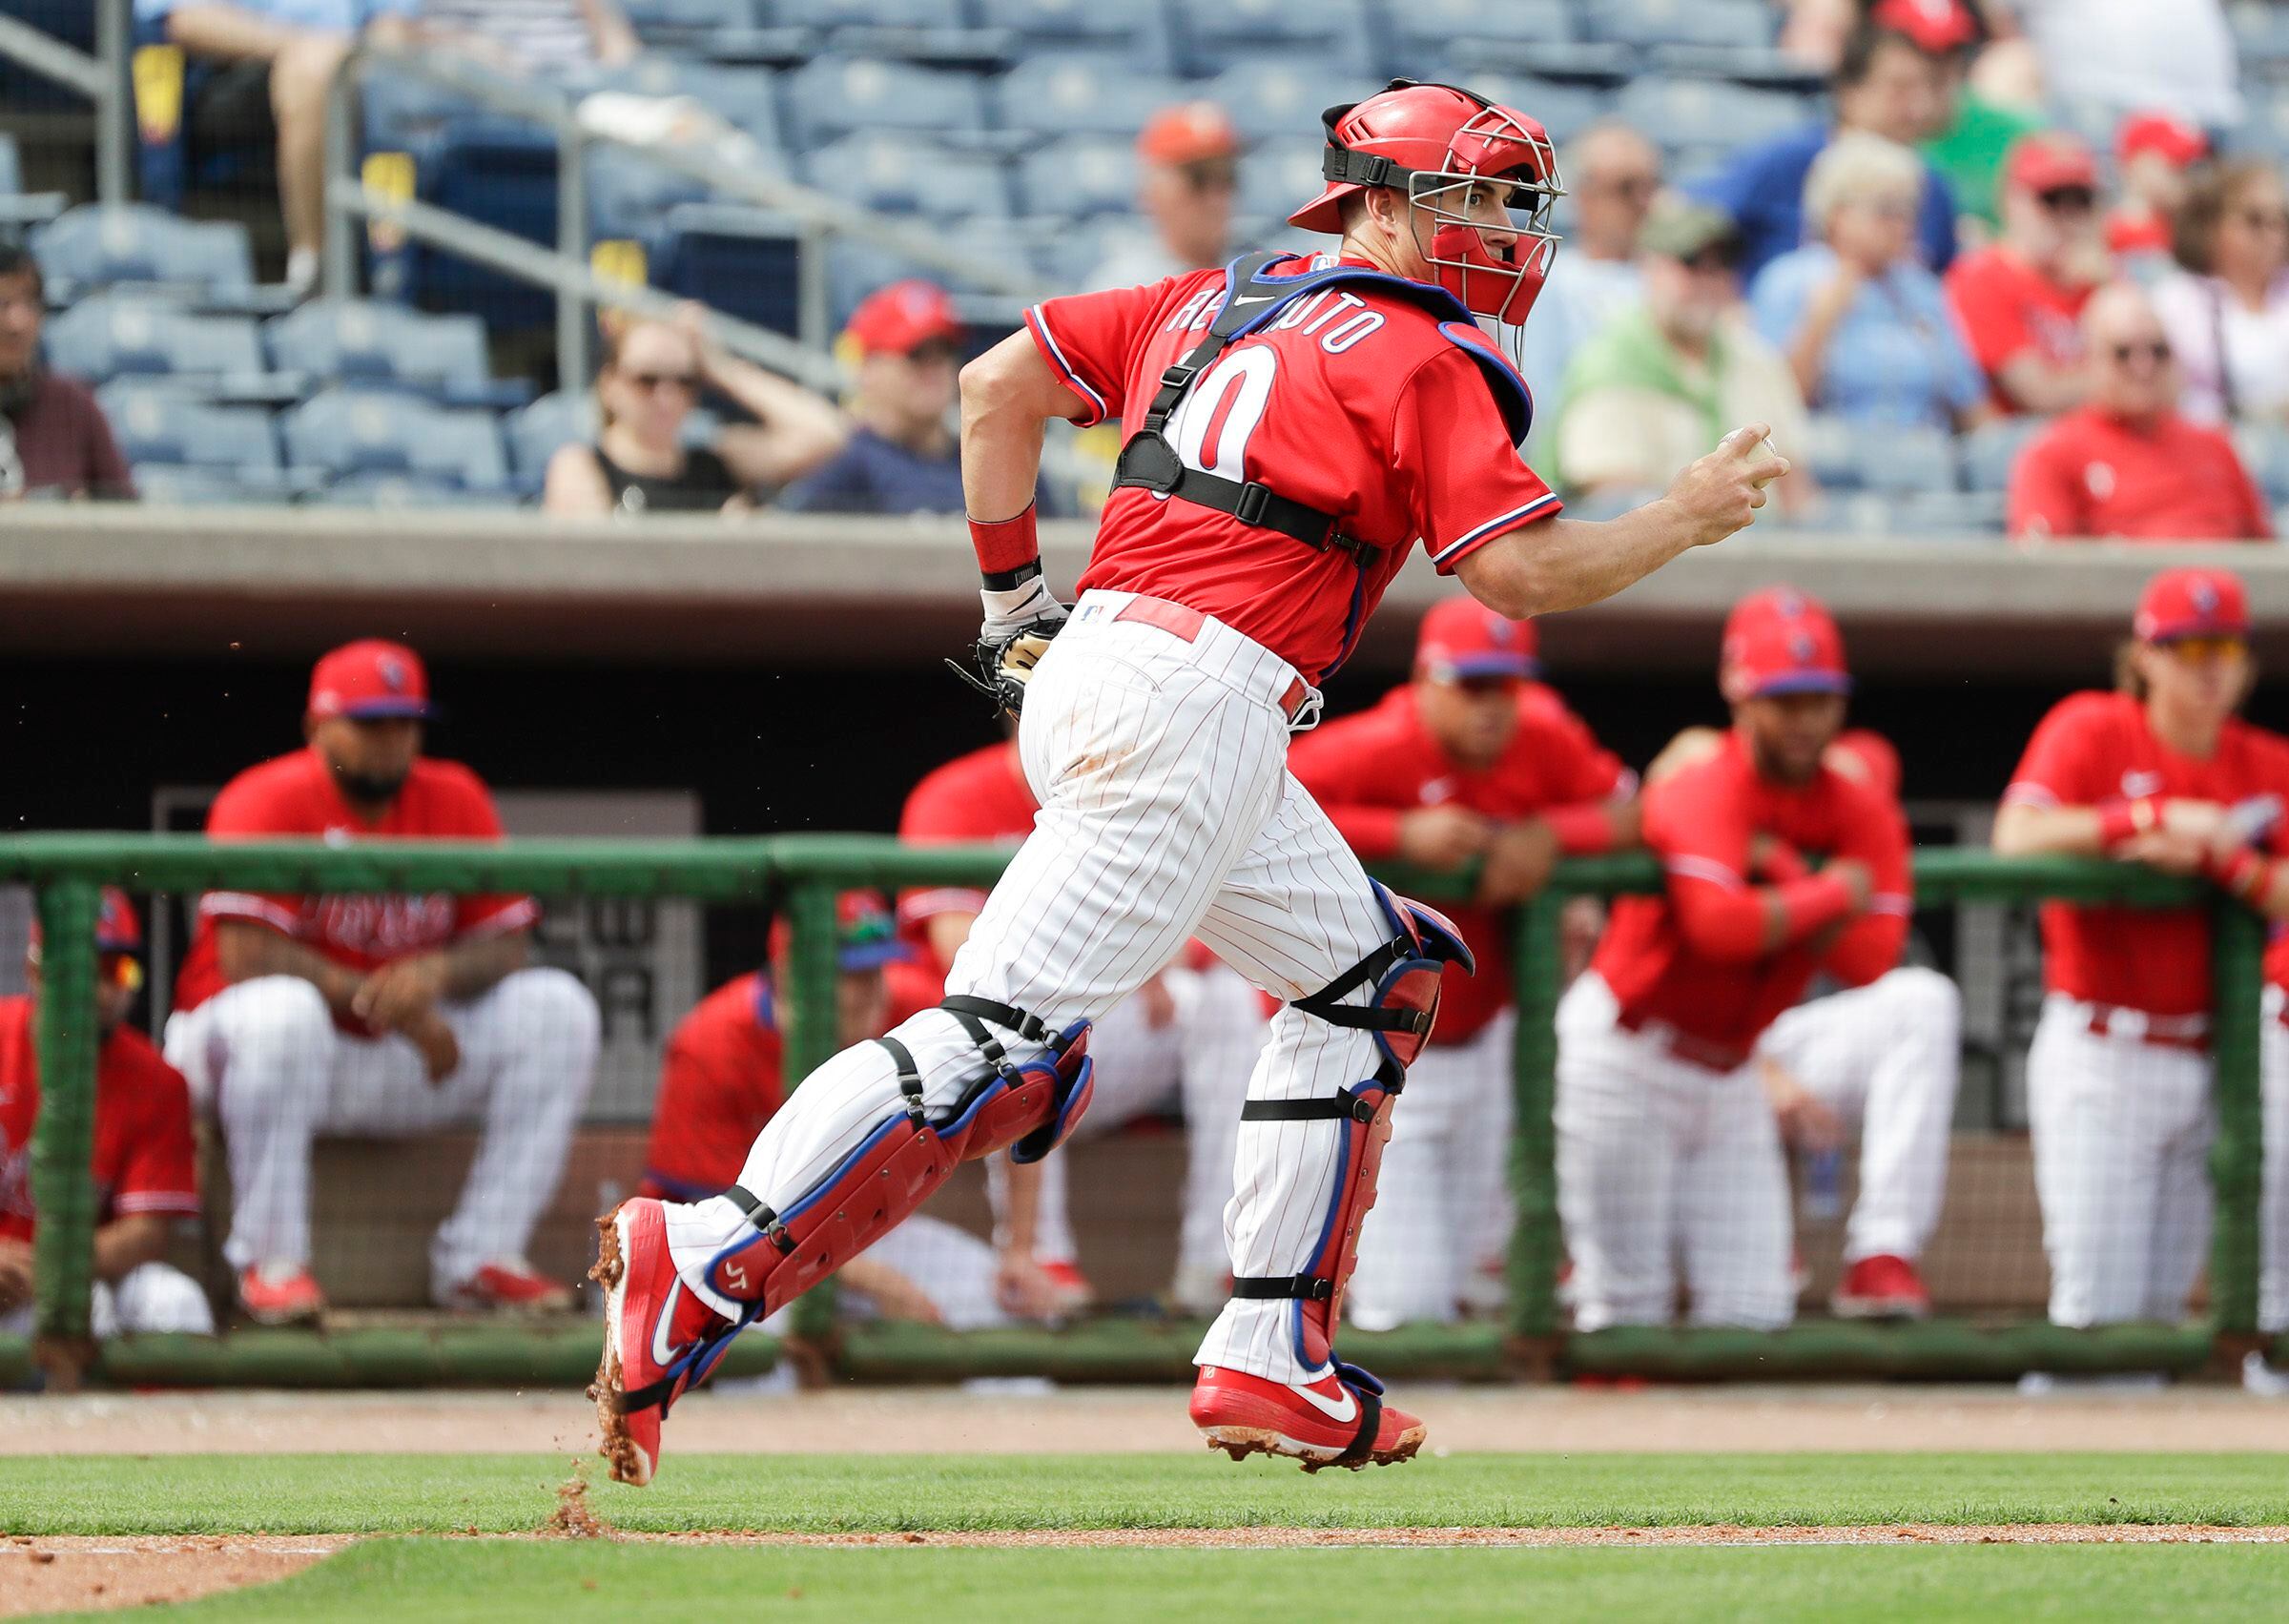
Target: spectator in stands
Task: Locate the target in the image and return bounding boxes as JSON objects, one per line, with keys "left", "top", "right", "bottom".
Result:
{"left": 1516, "top": 123, "right": 1662, "bottom": 452}
{"left": 2008, "top": 282, "right": 2271, "bottom": 542}
{"left": 1750, "top": 134, "right": 1988, "bottom": 431}
{"left": 377, "top": 0, "right": 638, "bottom": 78}
{"left": 545, "top": 304, "right": 847, "bottom": 517}
{"left": 2106, "top": 113, "right": 2208, "bottom": 270}
{"left": 1083, "top": 102, "right": 1240, "bottom": 293}
{"left": 0, "top": 245, "right": 134, "bottom": 501}
{"left": 1696, "top": 12, "right": 1961, "bottom": 283}
{"left": 1555, "top": 197, "right": 1812, "bottom": 512}
{"left": 2153, "top": 161, "right": 2289, "bottom": 428}
{"left": 1944, "top": 133, "right": 2108, "bottom": 415}
{"left": 779, "top": 281, "right": 963, "bottom": 516}
{"left": 0, "top": 891, "right": 213, "bottom": 1340}
{"left": 1867, "top": 0, "right": 2041, "bottom": 238}
{"left": 161, "top": 639, "right": 601, "bottom": 1326}
{"left": 139, "top": 0, "right": 416, "bottom": 295}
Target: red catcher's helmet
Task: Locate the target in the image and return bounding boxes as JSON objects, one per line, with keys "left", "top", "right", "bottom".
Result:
{"left": 1289, "top": 78, "right": 1563, "bottom": 325}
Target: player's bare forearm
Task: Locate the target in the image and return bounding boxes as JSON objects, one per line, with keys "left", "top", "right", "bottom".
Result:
{"left": 927, "top": 911, "right": 980, "bottom": 974}
{"left": 959, "top": 331, "right": 1070, "bottom": 530}
{"left": 999, "top": 1156, "right": 1041, "bottom": 1258}
{"left": 215, "top": 920, "right": 362, "bottom": 1016}
{"left": 440, "top": 929, "right": 529, "bottom": 1001}
{"left": 1991, "top": 802, "right": 2103, "bottom": 856}
{"left": 92, "top": 1215, "right": 171, "bottom": 1285}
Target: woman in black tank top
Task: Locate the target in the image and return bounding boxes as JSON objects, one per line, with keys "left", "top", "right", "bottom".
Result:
{"left": 543, "top": 306, "right": 850, "bottom": 517}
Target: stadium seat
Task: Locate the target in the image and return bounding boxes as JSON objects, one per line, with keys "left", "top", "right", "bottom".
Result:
{"left": 1614, "top": 75, "right": 1810, "bottom": 154}
{"left": 133, "top": 465, "right": 292, "bottom": 505}
{"left": 585, "top": 144, "right": 716, "bottom": 246}
{"left": 806, "top": 133, "right": 1011, "bottom": 221}
{"left": 1589, "top": 0, "right": 1776, "bottom": 50}
{"left": 975, "top": 0, "right": 1175, "bottom": 72}
{"left": 0, "top": 131, "right": 66, "bottom": 229}
{"left": 995, "top": 53, "right": 1190, "bottom": 141}
{"left": 2236, "top": 422, "right": 2289, "bottom": 504}
{"left": 824, "top": 225, "right": 1036, "bottom": 340}
{"left": 619, "top": 0, "right": 759, "bottom": 46}
{"left": 1207, "top": 61, "right": 1381, "bottom": 142}
{"left": 1891, "top": 489, "right": 2008, "bottom": 535}
{"left": 2232, "top": 0, "right": 2289, "bottom": 74}
{"left": 1169, "top": 0, "right": 1375, "bottom": 78}
{"left": 265, "top": 300, "right": 528, "bottom": 409}
{"left": 1476, "top": 76, "right": 1608, "bottom": 146}
{"left": 505, "top": 390, "right": 601, "bottom": 485}
{"left": 303, "top": 472, "right": 527, "bottom": 508}
{"left": 1020, "top": 138, "right": 1140, "bottom": 221}
{"left": 1802, "top": 415, "right": 1958, "bottom": 496}
{"left": 278, "top": 389, "right": 511, "bottom": 492}
{"left": 43, "top": 297, "right": 266, "bottom": 391}
{"left": 782, "top": 56, "right": 989, "bottom": 150}
{"left": 774, "top": 0, "right": 1001, "bottom": 64}
{"left": 651, "top": 204, "right": 808, "bottom": 337}
{"left": 31, "top": 204, "right": 255, "bottom": 303}
{"left": 1380, "top": 0, "right": 1574, "bottom": 78}
{"left": 96, "top": 380, "right": 284, "bottom": 484}
{"left": 1236, "top": 139, "right": 1328, "bottom": 234}
{"left": 1960, "top": 417, "right": 2044, "bottom": 493}
{"left": 586, "top": 57, "right": 786, "bottom": 146}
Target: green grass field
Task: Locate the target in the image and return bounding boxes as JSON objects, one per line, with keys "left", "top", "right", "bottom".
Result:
{"left": 9, "top": 1453, "right": 2287, "bottom": 1621}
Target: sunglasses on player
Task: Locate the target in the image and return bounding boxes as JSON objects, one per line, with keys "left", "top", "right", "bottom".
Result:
{"left": 2155, "top": 634, "right": 2247, "bottom": 664}
{"left": 2112, "top": 340, "right": 2172, "bottom": 364}
{"left": 1449, "top": 673, "right": 1525, "bottom": 698}
{"left": 99, "top": 952, "right": 143, "bottom": 993}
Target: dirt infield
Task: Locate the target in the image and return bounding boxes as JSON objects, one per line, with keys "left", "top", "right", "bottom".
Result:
{"left": 0, "top": 1535, "right": 347, "bottom": 1617}
{"left": 10, "top": 1383, "right": 2289, "bottom": 1457}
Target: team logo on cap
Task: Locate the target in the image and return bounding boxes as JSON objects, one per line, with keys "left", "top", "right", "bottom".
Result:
{"left": 2192, "top": 578, "right": 2220, "bottom": 615}
{"left": 379, "top": 653, "right": 409, "bottom": 692}
{"left": 1487, "top": 617, "right": 1514, "bottom": 647}
{"left": 1789, "top": 630, "right": 1816, "bottom": 662}
{"left": 1773, "top": 589, "right": 1806, "bottom": 619}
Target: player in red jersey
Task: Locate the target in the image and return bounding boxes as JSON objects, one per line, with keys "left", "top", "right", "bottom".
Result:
{"left": 897, "top": 735, "right": 1270, "bottom": 1316}
{"left": 0, "top": 889, "right": 211, "bottom": 1338}
{"left": 1558, "top": 588, "right": 1911, "bottom": 1330}
{"left": 1289, "top": 596, "right": 1635, "bottom": 1326}
{"left": 594, "top": 77, "right": 1785, "bottom": 1486}
{"left": 1996, "top": 565, "right": 2289, "bottom": 1327}
{"left": 165, "top": 640, "right": 601, "bottom": 1326}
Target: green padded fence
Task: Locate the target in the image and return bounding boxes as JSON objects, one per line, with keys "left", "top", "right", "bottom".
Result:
{"left": 0, "top": 833, "right": 2271, "bottom": 1388}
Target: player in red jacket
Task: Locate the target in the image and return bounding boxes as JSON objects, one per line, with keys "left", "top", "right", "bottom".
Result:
{"left": 165, "top": 640, "right": 600, "bottom": 1326}
{"left": 595, "top": 76, "right": 1784, "bottom": 1485}
{"left": 1558, "top": 588, "right": 1911, "bottom": 1330}
{"left": 1288, "top": 596, "right": 1635, "bottom": 1326}
{"left": 1996, "top": 565, "right": 2289, "bottom": 1328}
{"left": 0, "top": 890, "right": 211, "bottom": 1338}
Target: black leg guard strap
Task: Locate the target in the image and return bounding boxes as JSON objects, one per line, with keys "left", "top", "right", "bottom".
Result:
{"left": 1242, "top": 1090, "right": 1391, "bottom": 1122}
{"left": 874, "top": 1036, "right": 927, "bottom": 1126}
{"left": 723, "top": 1182, "right": 796, "bottom": 1256}
{"left": 941, "top": 994, "right": 1065, "bottom": 1052}
{"left": 1338, "top": 1382, "right": 1384, "bottom": 1466}
{"left": 1230, "top": 1272, "right": 1335, "bottom": 1301}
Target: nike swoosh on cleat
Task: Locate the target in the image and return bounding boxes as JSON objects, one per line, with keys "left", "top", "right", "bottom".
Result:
{"left": 650, "top": 1279, "right": 684, "bottom": 1368}
{"left": 1295, "top": 1381, "right": 1358, "bottom": 1424}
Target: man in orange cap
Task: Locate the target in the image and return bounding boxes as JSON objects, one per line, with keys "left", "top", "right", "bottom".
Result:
{"left": 781, "top": 279, "right": 966, "bottom": 515}
{"left": 1084, "top": 101, "right": 1241, "bottom": 293}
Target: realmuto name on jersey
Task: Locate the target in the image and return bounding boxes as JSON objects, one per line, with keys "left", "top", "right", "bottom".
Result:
{"left": 1161, "top": 283, "right": 1388, "bottom": 355}
{"left": 307, "top": 893, "right": 459, "bottom": 956}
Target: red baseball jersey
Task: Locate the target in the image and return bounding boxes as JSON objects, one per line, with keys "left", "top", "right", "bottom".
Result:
{"left": 1288, "top": 684, "right": 1631, "bottom": 1043}
{"left": 1942, "top": 247, "right": 2091, "bottom": 413}
{"left": 639, "top": 972, "right": 785, "bottom": 1201}
{"left": 2008, "top": 408, "right": 2271, "bottom": 543}
{"left": 1592, "top": 732, "right": 1912, "bottom": 1060}
{"left": 896, "top": 742, "right": 1040, "bottom": 979}
{"left": 1025, "top": 254, "right": 1561, "bottom": 682}
{"left": 173, "top": 748, "right": 538, "bottom": 1020}
{"left": 0, "top": 997, "right": 197, "bottom": 1244}
{"left": 2004, "top": 690, "right": 2289, "bottom": 1016}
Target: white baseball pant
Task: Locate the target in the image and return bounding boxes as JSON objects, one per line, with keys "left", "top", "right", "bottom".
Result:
{"left": 987, "top": 962, "right": 1263, "bottom": 1302}
{"left": 1556, "top": 972, "right": 1794, "bottom": 1331}
{"left": 664, "top": 589, "right": 1402, "bottom": 1386}
{"left": 0, "top": 1260, "right": 215, "bottom": 1338}
{"left": 1756, "top": 967, "right": 1961, "bottom": 1264}
{"left": 1348, "top": 1011, "right": 1516, "bottom": 1328}
{"left": 2026, "top": 996, "right": 2213, "bottom": 1326}
{"left": 2257, "top": 987, "right": 2289, "bottom": 1334}
{"left": 163, "top": 968, "right": 601, "bottom": 1293}
{"left": 757, "top": 1214, "right": 1010, "bottom": 1335}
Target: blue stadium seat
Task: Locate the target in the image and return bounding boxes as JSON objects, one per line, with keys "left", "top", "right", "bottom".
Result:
{"left": 824, "top": 226, "right": 1036, "bottom": 341}
{"left": 1891, "top": 489, "right": 2008, "bottom": 535}
{"left": 1207, "top": 61, "right": 1381, "bottom": 143}
{"left": 0, "top": 131, "right": 65, "bottom": 229}
{"left": 2232, "top": 0, "right": 2289, "bottom": 72}
{"left": 652, "top": 204, "right": 808, "bottom": 336}
{"left": 1589, "top": 0, "right": 1775, "bottom": 50}
{"left": 995, "top": 53, "right": 1189, "bottom": 140}
{"left": 43, "top": 298, "right": 264, "bottom": 388}
{"left": 266, "top": 300, "right": 527, "bottom": 409}
{"left": 279, "top": 389, "right": 511, "bottom": 491}
{"left": 585, "top": 144, "right": 717, "bottom": 245}
{"left": 1020, "top": 138, "right": 1140, "bottom": 221}
{"left": 1615, "top": 75, "right": 1810, "bottom": 154}
{"left": 1802, "top": 415, "right": 1958, "bottom": 496}
{"left": 96, "top": 380, "right": 283, "bottom": 483}
{"left": 1960, "top": 416, "right": 2044, "bottom": 493}
{"left": 586, "top": 57, "right": 785, "bottom": 145}
{"left": 783, "top": 56, "right": 989, "bottom": 150}
{"left": 31, "top": 204, "right": 254, "bottom": 302}
{"left": 974, "top": 0, "right": 1175, "bottom": 72}
{"left": 1381, "top": 0, "right": 1575, "bottom": 72}
{"left": 1477, "top": 76, "right": 1608, "bottom": 146}
{"left": 304, "top": 472, "right": 527, "bottom": 509}
{"left": 2237, "top": 422, "right": 2289, "bottom": 504}
{"left": 620, "top": 0, "right": 759, "bottom": 46}
{"left": 1237, "top": 139, "right": 1327, "bottom": 232}
{"left": 807, "top": 133, "right": 1011, "bottom": 221}
{"left": 505, "top": 390, "right": 601, "bottom": 485}
{"left": 1169, "top": 0, "right": 1375, "bottom": 78}
{"left": 774, "top": 0, "right": 1001, "bottom": 63}
{"left": 133, "top": 465, "right": 293, "bottom": 505}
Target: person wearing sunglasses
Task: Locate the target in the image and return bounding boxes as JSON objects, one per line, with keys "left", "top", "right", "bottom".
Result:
{"left": 0, "top": 889, "right": 214, "bottom": 1340}
{"left": 1083, "top": 101, "right": 1241, "bottom": 295}
{"left": 2009, "top": 281, "right": 2270, "bottom": 541}
{"left": 544, "top": 301, "right": 849, "bottom": 518}
{"left": 1944, "top": 133, "right": 2110, "bottom": 415}
{"left": 1994, "top": 566, "right": 2289, "bottom": 1336}
{"left": 2153, "top": 160, "right": 2289, "bottom": 427}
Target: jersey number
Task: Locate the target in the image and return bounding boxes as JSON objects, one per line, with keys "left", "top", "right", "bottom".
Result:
{"left": 1165, "top": 345, "right": 1277, "bottom": 482}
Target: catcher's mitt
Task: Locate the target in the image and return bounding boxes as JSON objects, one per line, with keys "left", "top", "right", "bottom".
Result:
{"left": 947, "top": 620, "right": 1062, "bottom": 716}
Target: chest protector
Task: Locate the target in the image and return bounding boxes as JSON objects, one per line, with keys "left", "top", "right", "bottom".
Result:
{"left": 1111, "top": 251, "right": 1535, "bottom": 565}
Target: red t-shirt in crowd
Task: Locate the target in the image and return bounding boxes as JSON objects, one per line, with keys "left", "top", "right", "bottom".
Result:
{"left": 1288, "top": 684, "right": 1632, "bottom": 1044}
{"left": 2008, "top": 408, "right": 2272, "bottom": 542}
{"left": 0, "top": 997, "right": 197, "bottom": 1244}
{"left": 2004, "top": 690, "right": 2289, "bottom": 1017}
{"left": 6, "top": 372, "right": 134, "bottom": 499}
{"left": 895, "top": 741, "right": 1039, "bottom": 989}
{"left": 1025, "top": 253, "right": 1561, "bottom": 682}
{"left": 172, "top": 748, "right": 538, "bottom": 1021}
{"left": 639, "top": 972, "right": 785, "bottom": 1201}
{"left": 1592, "top": 732, "right": 1912, "bottom": 1061}
{"left": 2105, "top": 211, "right": 2172, "bottom": 258}
{"left": 1942, "top": 247, "right": 2092, "bottom": 412}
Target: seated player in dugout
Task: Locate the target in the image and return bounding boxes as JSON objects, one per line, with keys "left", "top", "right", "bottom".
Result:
{"left": 1288, "top": 596, "right": 1637, "bottom": 1328}
{"left": 1994, "top": 566, "right": 2289, "bottom": 1333}
{"left": 0, "top": 890, "right": 213, "bottom": 1339}
{"left": 640, "top": 892, "right": 1035, "bottom": 1331}
{"left": 163, "top": 640, "right": 601, "bottom": 1326}
{"left": 896, "top": 728, "right": 1269, "bottom": 1318}
{"left": 1558, "top": 587, "right": 1911, "bottom": 1332}
{"left": 1642, "top": 726, "right": 1961, "bottom": 1320}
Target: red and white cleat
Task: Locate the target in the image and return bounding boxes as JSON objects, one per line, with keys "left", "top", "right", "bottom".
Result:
{"left": 1190, "top": 1363, "right": 1425, "bottom": 1472}
{"left": 438, "top": 1259, "right": 575, "bottom": 1313}
{"left": 588, "top": 1199, "right": 733, "bottom": 1488}
{"left": 1830, "top": 1252, "right": 1932, "bottom": 1320}
{"left": 237, "top": 1263, "right": 325, "bottom": 1326}
{"left": 1038, "top": 1258, "right": 1094, "bottom": 1314}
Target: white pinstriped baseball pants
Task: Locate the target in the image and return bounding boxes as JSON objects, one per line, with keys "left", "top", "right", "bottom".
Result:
{"left": 664, "top": 590, "right": 1395, "bottom": 1384}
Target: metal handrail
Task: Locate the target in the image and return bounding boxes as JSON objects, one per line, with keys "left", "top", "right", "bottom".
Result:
{"left": 0, "top": 0, "right": 133, "bottom": 206}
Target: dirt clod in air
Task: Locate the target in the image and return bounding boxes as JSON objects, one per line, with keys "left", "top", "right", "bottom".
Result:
{"left": 546, "top": 1458, "right": 608, "bottom": 1540}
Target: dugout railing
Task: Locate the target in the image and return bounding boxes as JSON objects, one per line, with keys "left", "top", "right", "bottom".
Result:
{"left": 0, "top": 833, "right": 2270, "bottom": 1389}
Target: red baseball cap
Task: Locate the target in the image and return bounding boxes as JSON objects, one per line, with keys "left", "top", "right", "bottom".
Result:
{"left": 307, "top": 639, "right": 432, "bottom": 722}
{"left": 1721, "top": 586, "right": 1852, "bottom": 701}
{"left": 2004, "top": 132, "right": 2099, "bottom": 195}
{"left": 2116, "top": 111, "right": 2208, "bottom": 171}
{"left": 1138, "top": 101, "right": 1240, "bottom": 167}
{"left": 844, "top": 279, "right": 964, "bottom": 358}
{"left": 2134, "top": 566, "right": 2250, "bottom": 642}
{"left": 27, "top": 887, "right": 142, "bottom": 960}
{"left": 1414, "top": 596, "right": 1540, "bottom": 681}
{"left": 767, "top": 890, "right": 909, "bottom": 974}
{"left": 1869, "top": 0, "right": 1979, "bottom": 52}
